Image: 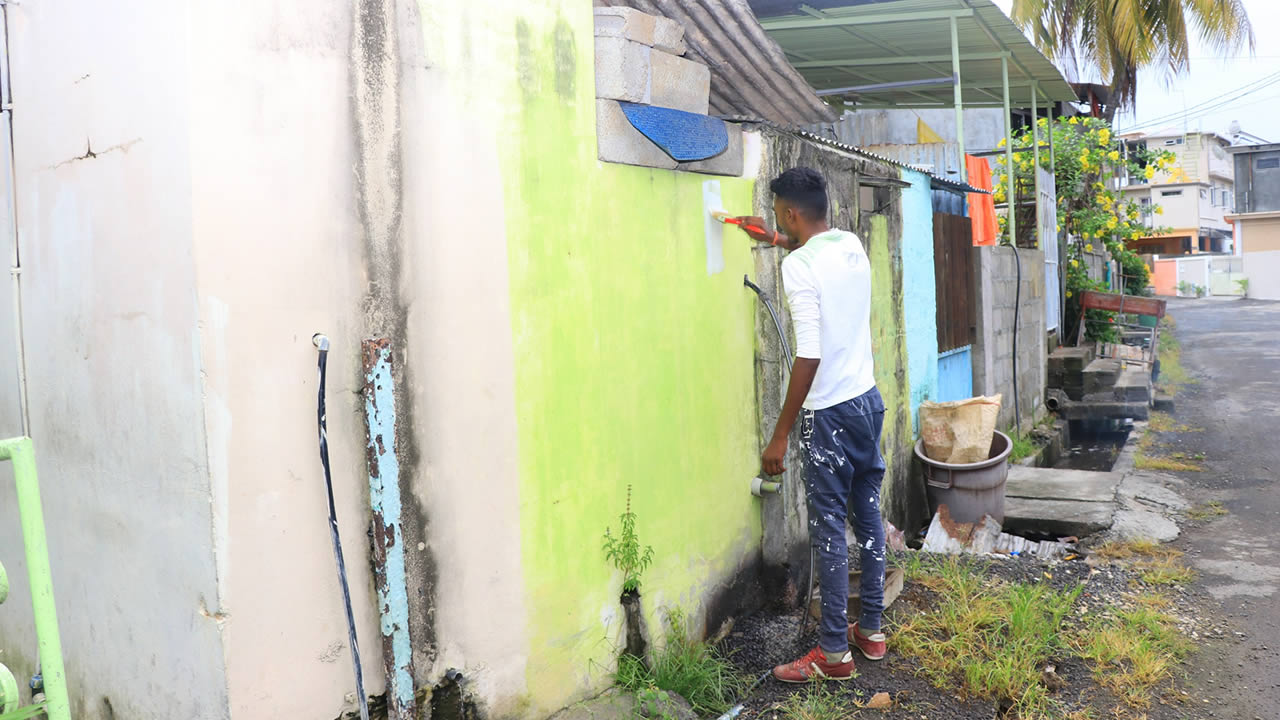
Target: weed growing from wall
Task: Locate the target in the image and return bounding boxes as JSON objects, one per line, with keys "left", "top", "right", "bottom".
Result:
{"left": 602, "top": 485, "right": 654, "bottom": 594}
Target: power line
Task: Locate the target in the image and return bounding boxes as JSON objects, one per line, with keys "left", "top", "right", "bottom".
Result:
{"left": 1121, "top": 70, "right": 1280, "bottom": 129}
{"left": 1119, "top": 71, "right": 1280, "bottom": 132}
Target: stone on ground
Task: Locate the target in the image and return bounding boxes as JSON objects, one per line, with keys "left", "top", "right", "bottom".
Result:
{"left": 547, "top": 689, "right": 635, "bottom": 720}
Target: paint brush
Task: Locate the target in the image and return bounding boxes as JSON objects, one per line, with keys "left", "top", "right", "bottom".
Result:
{"left": 711, "top": 209, "right": 783, "bottom": 246}
{"left": 710, "top": 209, "right": 767, "bottom": 234}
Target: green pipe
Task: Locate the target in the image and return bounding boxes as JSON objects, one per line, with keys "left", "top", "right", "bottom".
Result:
{"left": 0, "top": 438, "right": 69, "bottom": 720}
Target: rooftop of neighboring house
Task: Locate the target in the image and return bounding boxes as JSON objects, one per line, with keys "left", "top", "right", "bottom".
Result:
{"left": 1119, "top": 127, "right": 1233, "bottom": 145}
{"left": 1226, "top": 141, "right": 1280, "bottom": 155}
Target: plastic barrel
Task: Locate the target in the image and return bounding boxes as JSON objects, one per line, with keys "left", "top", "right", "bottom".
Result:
{"left": 915, "top": 431, "right": 1012, "bottom": 525}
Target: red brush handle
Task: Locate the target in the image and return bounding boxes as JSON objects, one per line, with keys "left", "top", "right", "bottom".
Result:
{"left": 727, "top": 215, "right": 783, "bottom": 243}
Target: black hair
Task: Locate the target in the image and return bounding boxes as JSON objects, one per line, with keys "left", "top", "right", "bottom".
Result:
{"left": 769, "top": 167, "right": 828, "bottom": 220}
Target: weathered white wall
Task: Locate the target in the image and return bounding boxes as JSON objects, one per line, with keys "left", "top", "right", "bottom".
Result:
{"left": 3, "top": 0, "right": 534, "bottom": 717}
{"left": 184, "top": 1, "right": 390, "bottom": 717}
{"left": 397, "top": 0, "right": 530, "bottom": 709}
{"left": 1, "top": 1, "right": 231, "bottom": 717}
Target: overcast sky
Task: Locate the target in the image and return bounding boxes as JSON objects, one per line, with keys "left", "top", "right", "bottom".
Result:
{"left": 991, "top": 0, "right": 1280, "bottom": 142}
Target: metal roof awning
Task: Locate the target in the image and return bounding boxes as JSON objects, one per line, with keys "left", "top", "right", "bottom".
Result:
{"left": 749, "top": 0, "right": 1077, "bottom": 109}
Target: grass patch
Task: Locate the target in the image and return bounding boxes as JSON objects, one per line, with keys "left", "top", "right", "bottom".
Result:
{"left": 1186, "top": 501, "right": 1228, "bottom": 522}
{"left": 615, "top": 610, "right": 745, "bottom": 715}
{"left": 1138, "top": 557, "right": 1197, "bottom": 586}
{"left": 1073, "top": 603, "right": 1192, "bottom": 708}
{"left": 776, "top": 682, "right": 857, "bottom": 720}
{"left": 1134, "top": 452, "right": 1202, "bottom": 472}
{"left": 1010, "top": 433, "right": 1042, "bottom": 463}
{"left": 894, "top": 556, "right": 1081, "bottom": 718}
{"left": 1093, "top": 538, "right": 1181, "bottom": 562}
{"left": 1146, "top": 411, "right": 1199, "bottom": 433}
{"left": 1134, "top": 422, "right": 1203, "bottom": 471}
{"left": 1155, "top": 319, "right": 1192, "bottom": 395}
{"left": 1093, "top": 539, "right": 1195, "bottom": 587}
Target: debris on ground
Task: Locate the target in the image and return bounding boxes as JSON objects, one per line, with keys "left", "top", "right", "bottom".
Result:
{"left": 920, "top": 504, "right": 1077, "bottom": 560}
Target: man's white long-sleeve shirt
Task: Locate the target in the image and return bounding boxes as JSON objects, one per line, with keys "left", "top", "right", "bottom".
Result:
{"left": 780, "top": 228, "right": 877, "bottom": 411}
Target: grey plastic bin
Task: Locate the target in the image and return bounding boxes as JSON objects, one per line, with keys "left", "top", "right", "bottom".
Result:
{"left": 915, "top": 431, "right": 1012, "bottom": 525}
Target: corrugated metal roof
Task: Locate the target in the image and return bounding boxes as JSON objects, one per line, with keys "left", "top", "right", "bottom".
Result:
{"left": 748, "top": 0, "right": 1077, "bottom": 109}
{"left": 596, "top": 0, "right": 836, "bottom": 125}
{"left": 738, "top": 118, "right": 989, "bottom": 193}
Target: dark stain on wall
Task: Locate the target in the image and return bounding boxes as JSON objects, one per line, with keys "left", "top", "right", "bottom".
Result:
{"left": 351, "top": 0, "right": 439, "bottom": 690}
{"left": 552, "top": 18, "right": 576, "bottom": 100}
{"left": 515, "top": 19, "right": 538, "bottom": 101}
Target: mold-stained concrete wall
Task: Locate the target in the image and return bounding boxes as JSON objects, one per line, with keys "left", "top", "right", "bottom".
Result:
{"left": 499, "top": 6, "right": 761, "bottom": 714}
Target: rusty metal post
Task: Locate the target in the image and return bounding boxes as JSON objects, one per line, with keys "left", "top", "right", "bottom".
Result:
{"left": 361, "top": 339, "right": 416, "bottom": 719}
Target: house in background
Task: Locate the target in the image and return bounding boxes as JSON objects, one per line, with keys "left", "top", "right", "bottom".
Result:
{"left": 1227, "top": 142, "right": 1280, "bottom": 300}
{"left": 1120, "top": 128, "right": 1237, "bottom": 255}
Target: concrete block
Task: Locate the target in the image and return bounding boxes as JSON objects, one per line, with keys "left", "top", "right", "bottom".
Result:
{"left": 649, "top": 49, "right": 710, "bottom": 114}
{"left": 653, "top": 16, "right": 688, "bottom": 55}
{"left": 1004, "top": 497, "right": 1115, "bottom": 537}
{"left": 1113, "top": 367, "right": 1151, "bottom": 402}
{"left": 593, "top": 7, "right": 657, "bottom": 47}
{"left": 594, "top": 36, "right": 651, "bottom": 103}
{"left": 1083, "top": 358, "right": 1122, "bottom": 395}
{"left": 596, "top": 99, "right": 676, "bottom": 169}
{"left": 1006, "top": 466, "right": 1122, "bottom": 503}
{"left": 677, "top": 122, "right": 743, "bottom": 176}
{"left": 1049, "top": 346, "right": 1095, "bottom": 374}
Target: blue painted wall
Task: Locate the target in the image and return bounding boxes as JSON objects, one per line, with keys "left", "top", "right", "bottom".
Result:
{"left": 937, "top": 346, "right": 974, "bottom": 401}
{"left": 900, "top": 168, "right": 939, "bottom": 432}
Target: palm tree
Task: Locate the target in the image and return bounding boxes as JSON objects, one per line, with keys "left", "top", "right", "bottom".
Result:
{"left": 1011, "top": 0, "right": 1254, "bottom": 110}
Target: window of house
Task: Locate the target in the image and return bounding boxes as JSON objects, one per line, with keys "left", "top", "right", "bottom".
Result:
{"left": 1257, "top": 158, "right": 1280, "bottom": 170}
{"left": 1200, "top": 189, "right": 1208, "bottom": 199}
{"left": 858, "top": 183, "right": 894, "bottom": 221}
{"left": 1163, "top": 138, "right": 1184, "bottom": 145}
{"left": 1161, "top": 189, "right": 1183, "bottom": 197}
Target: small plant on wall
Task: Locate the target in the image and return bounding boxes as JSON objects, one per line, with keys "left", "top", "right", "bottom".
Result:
{"left": 603, "top": 485, "right": 655, "bottom": 664}
{"left": 603, "top": 485, "right": 654, "bottom": 595}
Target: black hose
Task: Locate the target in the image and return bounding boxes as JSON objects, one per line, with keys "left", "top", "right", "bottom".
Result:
{"left": 1009, "top": 246, "right": 1023, "bottom": 434}
{"left": 314, "top": 335, "right": 371, "bottom": 720}
{"left": 744, "top": 276, "right": 815, "bottom": 651}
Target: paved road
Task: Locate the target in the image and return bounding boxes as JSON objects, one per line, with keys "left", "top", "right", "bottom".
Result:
{"left": 1165, "top": 298, "right": 1280, "bottom": 719}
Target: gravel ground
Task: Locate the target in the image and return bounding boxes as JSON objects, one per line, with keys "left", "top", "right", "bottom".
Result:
{"left": 717, "top": 551, "right": 1216, "bottom": 719}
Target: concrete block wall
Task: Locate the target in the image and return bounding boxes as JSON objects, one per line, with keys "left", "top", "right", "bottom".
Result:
{"left": 973, "top": 246, "right": 1048, "bottom": 432}
{"left": 593, "top": 7, "right": 737, "bottom": 174}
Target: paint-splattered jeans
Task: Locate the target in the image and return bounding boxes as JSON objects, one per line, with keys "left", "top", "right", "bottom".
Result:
{"left": 804, "top": 386, "right": 887, "bottom": 654}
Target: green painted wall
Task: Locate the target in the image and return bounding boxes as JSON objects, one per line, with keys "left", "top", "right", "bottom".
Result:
{"left": 863, "top": 215, "right": 911, "bottom": 503}
{"left": 498, "top": 4, "right": 761, "bottom": 711}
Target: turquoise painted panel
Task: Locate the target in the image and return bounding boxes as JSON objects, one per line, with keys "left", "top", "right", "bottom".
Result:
{"left": 900, "top": 169, "right": 939, "bottom": 431}
{"left": 937, "top": 346, "right": 973, "bottom": 402}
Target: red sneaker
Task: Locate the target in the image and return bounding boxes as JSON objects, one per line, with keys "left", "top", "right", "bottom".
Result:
{"left": 772, "top": 646, "right": 856, "bottom": 683}
{"left": 848, "top": 623, "right": 887, "bottom": 661}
